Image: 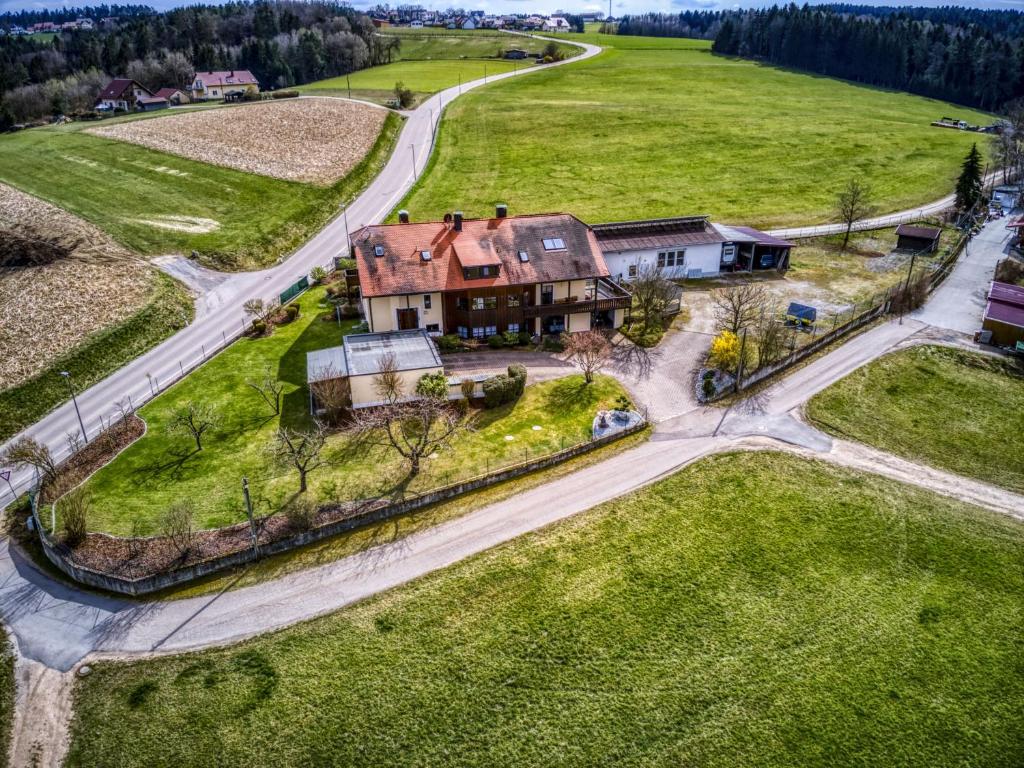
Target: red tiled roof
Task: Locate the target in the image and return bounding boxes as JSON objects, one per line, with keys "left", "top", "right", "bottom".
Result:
{"left": 985, "top": 281, "right": 1024, "bottom": 328}
{"left": 153, "top": 88, "right": 183, "bottom": 99}
{"left": 354, "top": 214, "right": 609, "bottom": 297}
{"left": 192, "top": 70, "right": 259, "bottom": 88}
{"left": 97, "top": 78, "right": 150, "bottom": 100}
{"left": 895, "top": 224, "right": 941, "bottom": 240}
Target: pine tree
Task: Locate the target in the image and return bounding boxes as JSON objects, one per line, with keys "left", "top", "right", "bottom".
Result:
{"left": 955, "top": 143, "right": 984, "bottom": 212}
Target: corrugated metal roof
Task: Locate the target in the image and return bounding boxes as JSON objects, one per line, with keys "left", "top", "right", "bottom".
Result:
{"left": 306, "top": 346, "right": 348, "bottom": 383}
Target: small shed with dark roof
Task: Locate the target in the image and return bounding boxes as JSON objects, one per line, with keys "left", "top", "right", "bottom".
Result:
{"left": 895, "top": 224, "right": 942, "bottom": 253}
{"left": 982, "top": 281, "right": 1024, "bottom": 349}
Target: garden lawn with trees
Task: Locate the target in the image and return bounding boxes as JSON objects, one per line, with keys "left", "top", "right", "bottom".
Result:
{"left": 0, "top": 111, "right": 401, "bottom": 271}
{"left": 396, "top": 32, "right": 990, "bottom": 228}
{"left": 65, "top": 451, "right": 1024, "bottom": 767}
{"left": 807, "top": 345, "right": 1024, "bottom": 493}
{"left": 66, "top": 285, "right": 631, "bottom": 535}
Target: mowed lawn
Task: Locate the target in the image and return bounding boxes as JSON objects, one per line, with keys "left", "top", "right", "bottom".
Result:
{"left": 397, "top": 33, "right": 990, "bottom": 228}
{"left": 74, "top": 285, "right": 628, "bottom": 534}
{"left": 807, "top": 345, "right": 1024, "bottom": 492}
{"left": 0, "top": 112, "right": 401, "bottom": 270}
{"left": 66, "top": 452, "right": 1024, "bottom": 767}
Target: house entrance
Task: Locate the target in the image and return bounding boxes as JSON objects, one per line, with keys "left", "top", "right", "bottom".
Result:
{"left": 396, "top": 308, "right": 419, "bottom": 330}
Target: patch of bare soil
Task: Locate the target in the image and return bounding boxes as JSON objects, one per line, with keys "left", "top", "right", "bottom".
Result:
{"left": 0, "top": 184, "right": 155, "bottom": 390}
{"left": 87, "top": 99, "right": 388, "bottom": 185}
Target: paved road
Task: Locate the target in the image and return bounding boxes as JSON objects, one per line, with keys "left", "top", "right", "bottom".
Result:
{"left": 0, "top": 35, "right": 602, "bottom": 507}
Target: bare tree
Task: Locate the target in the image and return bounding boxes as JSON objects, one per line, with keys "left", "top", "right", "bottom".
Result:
{"left": 1, "top": 437, "right": 58, "bottom": 484}
{"left": 630, "top": 261, "right": 679, "bottom": 332}
{"left": 65, "top": 430, "right": 83, "bottom": 455}
{"left": 373, "top": 352, "right": 404, "bottom": 405}
{"left": 753, "top": 301, "right": 787, "bottom": 369}
{"left": 166, "top": 401, "right": 219, "bottom": 452}
{"left": 271, "top": 424, "right": 329, "bottom": 493}
{"left": 835, "top": 179, "right": 874, "bottom": 250}
{"left": 60, "top": 487, "right": 90, "bottom": 547}
{"left": 160, "top": 500, "right": 195, "bottom": 557}
{"left": 710, "top": 283, "right": 766, "bottom": 334}
{"left": 352, "top": 398, "right": 463, "bottom": 478}
{"left": 246, "top": 366, "right": 284, "bottom": 416}
{"left": 112, "top": 396, "right": 134, "bottom": 428}
{"left": 310, "top": 366, "right": 352, "bottom": 426}
{"left": 243, "top": 297, "right": 273, "bottom": 324}
{"left": 561, "top": 330, "right": 612, "bottom": 384}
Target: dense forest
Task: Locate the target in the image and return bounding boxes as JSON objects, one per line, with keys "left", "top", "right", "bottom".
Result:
{"left": 617, "top": 5, "right": 1024, "bottom": 112}
{"left": 0, "top": 1, "right": 390, "bottom": 124}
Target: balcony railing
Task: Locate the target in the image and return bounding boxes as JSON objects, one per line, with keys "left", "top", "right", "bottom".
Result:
{"left": 523, "top": 278, "right": 631, "bottom": 319}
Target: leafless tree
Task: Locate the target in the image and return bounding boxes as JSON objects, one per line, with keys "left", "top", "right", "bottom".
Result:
{"left": 753, "top": 301, "right": 787, "bottom": 369}
{"left": 271, "top": 424, "right": 329, "bottom": 493}
{"left": 1, "top": 437, "right": 58, "bottom": 484}
{"left": 160, "top": 500, "right": 195, "bottom": 557}
{"left": 243, "top": 297, "right": 273, "bottom": 324}
{"left": 65, "top": 430, "right": 83, "bottom": 455}
{"left": 373, "top": 352, "right": 404, "bottom": 405}
{"left": 246, "top": 366, "right": 284, "bottom": 416}
{"left": 352, "top": 398, "right": 463, "bottom": 478}
{"left": 630, "top": 261, "right": 679, "bottom": 332}
{"left": 166, "top": 401, "right": 219, "bottom": 452}
{"left": 710, "top": 283, "right": 767, "bottom": 334}
{"left": 60, "top": 487, "right": 90, "bottom": 548}
{"left": 561, "top": 330, "right": 612, "bottom": 384}
{"left": 310, "top": 366, "right": 352, "bottom": 426}
{"left": 113, "top": 396, "right": 134, "bottom": 428}
{"left": 835, "top": 179, "right": 874, "bottom": 250}
{"left": 126, "top": 519, "right": 147, "bottom": 560}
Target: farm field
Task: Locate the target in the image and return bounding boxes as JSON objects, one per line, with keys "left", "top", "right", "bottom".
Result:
{"left": 807, "top": 345, "right": 1024, "bottom": 493}
{"left": 0, "top": 109, "right": 402, "bottom": 270}
{"left": 88, "top": 99, "right": 388, "bottom": 185}
{"left": 396, "top": 32, "right": 991, "bottom": 228}
{"left": 70, "top": 285, "right": 630, "bottom": 535}
{"left": 66, "top": 451, "right": 1024, "bottom": 768}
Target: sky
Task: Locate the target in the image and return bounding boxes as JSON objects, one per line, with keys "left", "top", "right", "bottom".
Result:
{"left": 2, "top": 0, "right": 1022, "bottom": 18}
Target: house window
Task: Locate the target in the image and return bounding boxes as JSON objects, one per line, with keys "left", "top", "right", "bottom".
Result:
{"left": 373, "top": 244, "right": 385, "bottom": 257}
{"left": 507, "top": 294, "right": 520, "bottom": 308}
{"left": 472, "top": 326, "right": 485, "bottom": 339}
{"left": 657, "top": 250, "right": 686, "bottom": 269}
{"left": 518, "top": 250, "right": 529, "bottom": 262}
{"left": 423, "top": 294, "right": 432, "bottom": 310}
{"left": 507, "top": 322, "right": 519, "bottom": 333}
{"left": 457, "top": 326, "right": 469, "bottom": 339}
{"left": 628, "top": 264, "right": 638, "bottom": 278}
{"left": 425, "top": 323, "right": 440, "bottom": 333}
{"left": 456, "top": 296, "right": 468, "bottom": 311}
{"left": 486, "top": 325, "right": 497, "bottom": 336}
{"left": 472, "top": 296, "right": 496, "bottom": 310}
{"left": 542, "top": 238, "right": 566, "bottom": 251}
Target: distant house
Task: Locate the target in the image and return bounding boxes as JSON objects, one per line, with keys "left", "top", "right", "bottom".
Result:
{"left": 981, "top": 281, "right": 1024, "bottom": 349}
{"left": 409, "top": 19, "right": 424, "bottom": 28}
{"left": 542, "top": 16, "right": 570, "bottom": 31}
{"left": 460, "top": 17, "right": 476, "bottom": 29}
{"left": 189, "top": 70, "right": 259, "bottom": 101}
{"left": 992, "top": 185, "right": 1020, "bottom": 210}
{"left": 95, "top": 78, "right": 154, "bottom": 111}
{"left": 895, "top": 223, "right": 942, "bottom": 253}
{"left": 594, "top": 216, "right": 793, "bottom": 281}
{"left": 154, "top": 87, "right": 189, "bottom": 105}
{"left": 136, "top": 96, "right": 168, "bottom": 112}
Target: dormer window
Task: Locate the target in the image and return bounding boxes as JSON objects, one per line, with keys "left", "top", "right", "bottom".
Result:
{"left": 518, "top": 250, "right": 529, "bottom": 262}
{"left": 420, "top": 250, "right": 432, "bottom": 261}
{"left": 373, "top": 244, "right": 385, "bottom": 257}
{"left": 542, "top": 238, "right": 566, "bottom": 251}
{"left": 462, "top": 264, "right": 500, "bottom": 280}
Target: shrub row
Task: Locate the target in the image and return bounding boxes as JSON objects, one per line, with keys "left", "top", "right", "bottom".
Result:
{"left": 482, "top": 364, "right": 526, "bottom": 409}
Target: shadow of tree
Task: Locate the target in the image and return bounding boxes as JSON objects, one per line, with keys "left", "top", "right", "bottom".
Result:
{"left": 545, "top": 377, "right": 599, "bottom": 412}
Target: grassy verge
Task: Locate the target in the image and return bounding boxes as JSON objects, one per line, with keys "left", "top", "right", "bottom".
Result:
{"left": 0, "top": 630, "right": 13, "bottom": 763}
{"left": 74, "top": 285, "right": 630, "bottom": 534}
{"left": 807, "top": 345, "right": 1024, "bottom": 493}
{"left": 0, "top": 272, "right": 193, "bottom": 442}
{"left": 0, "top": 112, "right": 402, "bottom": 271}
{"left": 395, "top": 32, "right": 990, "bottom": 227}
{"left": 66, "top": 451, "right": 1024, "bottom": 767}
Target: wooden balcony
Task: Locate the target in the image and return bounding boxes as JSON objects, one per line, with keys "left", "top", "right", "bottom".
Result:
{"left": 523, "top": 279, "right": 631, "bottom": 319}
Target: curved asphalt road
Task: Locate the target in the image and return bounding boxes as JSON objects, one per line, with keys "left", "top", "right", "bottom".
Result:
{"left": 0, "top": 34, "right": 602, "bottom": 506}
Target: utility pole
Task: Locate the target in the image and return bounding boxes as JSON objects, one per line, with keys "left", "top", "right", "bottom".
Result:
{"left": 242, "top": 477, "right": 259, "bottom": 558}
{"left": 346, "top": 73, "right": 351, "bottom": 99}
{"left": 339, "top": 202, "right": 352, "bottom": 253}
{"left": 0, "top": 470, "right": 15, "bottom": 502}
{"left": 899, "top": 250, "right": 918, "bottom": 325}
{"left": 734, "top": 328, "right": 747, "bottom": 392}
{"left": 60, "top": 371, "right": 87, "bottom": 442}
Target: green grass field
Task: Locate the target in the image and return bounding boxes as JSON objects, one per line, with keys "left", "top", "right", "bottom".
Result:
{"left": 72, "top": 285, "right": 628, "bottom": 534}
{"left": 0, "top": 112, "right": 402, "bottom": 270}
{"left": 0, "top": 272, "right": 193, "bottom": 442}
{"left": 807, "top": 345, "right": 1024, "bottom": 492}
{"left": 65, "top": 451, "right": 1024, "bottom": 767}
{"left": 396, "top": 32, "right": 990, "bottom": 228}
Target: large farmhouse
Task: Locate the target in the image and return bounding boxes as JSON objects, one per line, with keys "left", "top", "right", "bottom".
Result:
{"left": 352, "top": 209, "right": 631, "bottom": 339}
{"left": 594, "top": 216, "right": 793, "bottom": 281}
{"left": 189, "top": 70, "right": 260, "bottom": 100}
{"left": 95, "top": 79, "right": 154, "bottom": 111}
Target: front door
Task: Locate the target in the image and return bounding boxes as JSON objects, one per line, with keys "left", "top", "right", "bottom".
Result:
{"left": 396, "top": 307, "right": 419, "bottom": 330}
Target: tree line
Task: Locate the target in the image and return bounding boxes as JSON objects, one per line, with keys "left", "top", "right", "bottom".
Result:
{"left": 615, "top": 4, "right": 1024, "bottom": 112}
{"left": 1, "top": 1, "right": 391, "bottom": 124}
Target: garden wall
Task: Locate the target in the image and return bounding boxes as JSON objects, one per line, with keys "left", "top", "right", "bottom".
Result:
{"left": 30, "top": 420, "right": 646, "bottom": 596}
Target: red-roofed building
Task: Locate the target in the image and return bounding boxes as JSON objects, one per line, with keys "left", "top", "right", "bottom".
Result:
{"left": 982, "top": 280, "right": 1024, "bottom": 349}
{"left": 189, "top": 70, "right": 260, "bottom": 101}
{"left": 95, "top": 78, "right": 154, "bottom": 111}
{"left": 353, "top": 209, "right": 631, "bottom": 338}
{"left": 154, "top": 87, "right": 189, "bottom": 105}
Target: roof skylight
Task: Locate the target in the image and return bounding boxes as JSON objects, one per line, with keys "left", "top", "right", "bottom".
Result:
{"left": 542, "top": 238, "right": 566, "bottom": 251}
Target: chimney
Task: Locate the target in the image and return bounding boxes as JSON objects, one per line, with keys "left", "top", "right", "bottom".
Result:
{"left": 495, "top": 203, "right": 507, "bottom": 219}
{"left": 454, "top": 211, "right": 463, "bottom": 232}
{"left": 398, "top": 209, "right": 410, "bottom": 224}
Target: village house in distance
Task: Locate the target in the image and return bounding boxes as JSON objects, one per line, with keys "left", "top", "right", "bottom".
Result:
{"left": 189, "top": 70, "right": 260, "bottom": 101}
{"left": 352, "top": 208, "right": 632, "bottom": 339}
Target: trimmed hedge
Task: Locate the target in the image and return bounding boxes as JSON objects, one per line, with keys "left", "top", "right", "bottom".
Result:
{"left": 482, "top": 365, "right": 527, "bottom": 409}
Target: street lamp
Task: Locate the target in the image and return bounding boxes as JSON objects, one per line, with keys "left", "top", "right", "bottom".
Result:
{"left": 339, "top": 202, "right": 352, "bottom": 253}
{"left": 60, "top": 371, "right": 87, "bottom": 442}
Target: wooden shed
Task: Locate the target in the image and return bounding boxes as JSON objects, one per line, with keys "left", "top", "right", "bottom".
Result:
{"left": 982, "top": 281, "right": 1024, "bottom": 349}
{"left": 895, "top": 224, "right": 942, "bottom": 253}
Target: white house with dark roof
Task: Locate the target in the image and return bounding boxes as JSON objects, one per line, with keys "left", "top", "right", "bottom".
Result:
{"left": 594, "top": 216, "right": 793, "bottom": 281}
{"left": 95, "top": 78, "right": 154, "bottom": 111}
{"left": 189, "top": 70, "right": 260, "bottom": 100}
